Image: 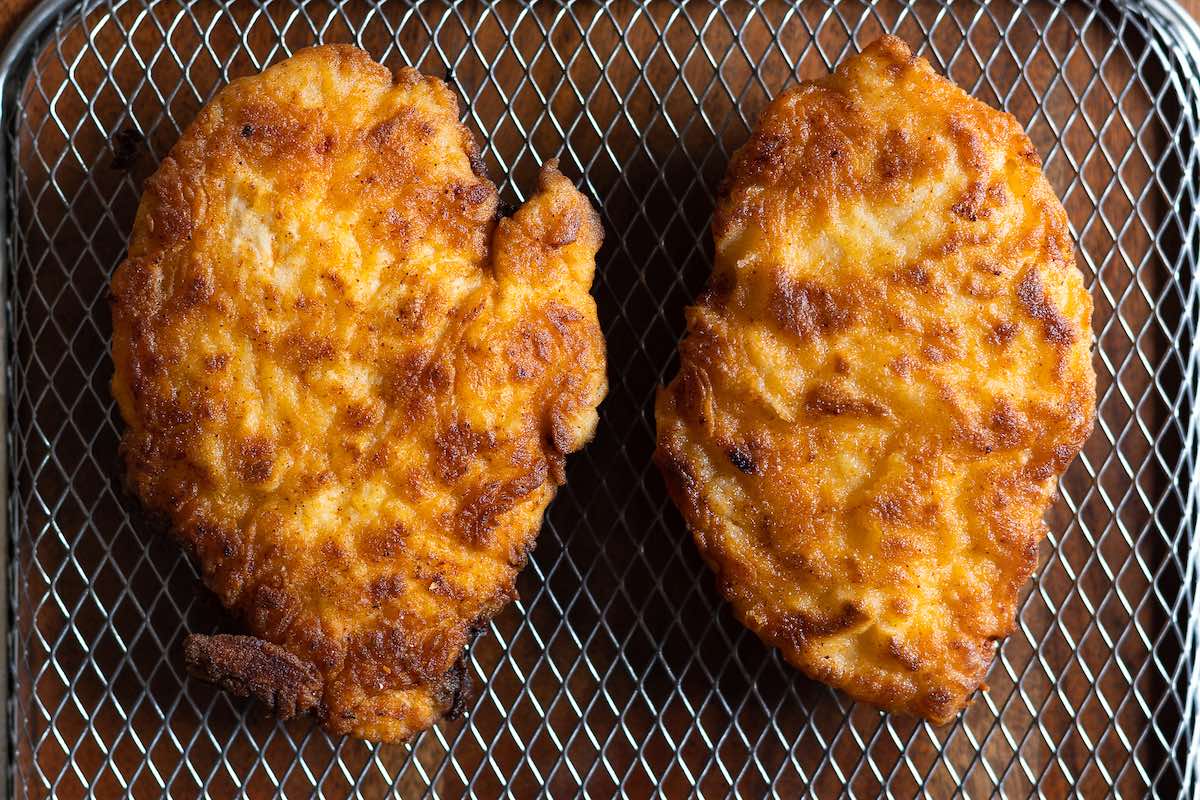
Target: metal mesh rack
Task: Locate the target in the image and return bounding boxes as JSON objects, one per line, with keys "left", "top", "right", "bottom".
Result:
{"left": 2, "top": 0, "right": 1200, "bottom": 796}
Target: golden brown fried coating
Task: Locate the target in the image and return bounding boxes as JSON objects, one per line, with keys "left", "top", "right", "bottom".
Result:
{"left": 655, "top": 36, "right": 1094, "bottom": 724}
{"left": 110, "top": 45, "right": 606, "bottom": 742}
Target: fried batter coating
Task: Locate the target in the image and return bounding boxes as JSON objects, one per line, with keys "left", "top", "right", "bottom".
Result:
{"left": 111, "top": 45, "right": 605, "bottom": 742}
{"left": 655, "top": 36, "right": 1094, "bottom": 724}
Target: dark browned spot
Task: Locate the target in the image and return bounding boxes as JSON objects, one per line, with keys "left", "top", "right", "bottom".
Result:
{"left": 1027, "top": 441, "right": 1082, "bottom": 482}
{"left": 889, "top": 355, "right": 914, "bottom": 378}
{"left": 382, "top": 353, "right": 452, "bottom": 416}
{"left": 726, "top": 446, "right": 758, "bottom": 475}
{"left": 320, "top": 271, "right": 347, "bottom": 295}
{"left": 506, "top": 538, "right": 536, "bottom": 570}
{"left": 426, "top": 573, "right": 464, "bottom": 599}
{"left": 804, "top": 384, "right": 885, "bottom": 417}
{"left": 344, "top": 622, "right": 455, "bottom": 689}
{"left": 871, "top": 496, "right": 904, "bottom": 523}
{"left": 774, "top": 602, "right": 868, "bottom": 648}
{"left": 392, "top": 292, "right": 428, "bottom": 332}
{"left": 1043, "top": 221, "right": 1072, "bottom": 269}
{"left": 544, "top": 443, "right": 567, "bottom": 489}
{"left": 545, "top": 303, "right": 584, "bottom": 337}
{"left": 456, "top": 461, "right": 548, "bottom": 546}
{"left": 368, "top": 443, "right": 394, "bottom": 471}
{"left": 986, "top": 181, "right": 1008, "bottom": 207}
{"left": 435, "top": 421, "right": 494, "bottom": 483}
{"left": 893, "top": 264, "right": 930, "bottom": 288}
{"left": 947, "top": 115, "right": 988, "bottom": 172}
{"left": 890, "top": 597, "right": 914, "bottom": 617}
{"left": 930, "top": 231, "right": 966, "bottom": 259}
{"left": 876, "top": 128, "right": 924, "bottom": 181}
{"left": 360, "top": 522, "right": 408, "bottom": 561}
{"left": 468, "top": 151, "right": 489, "bottom": 180}
{"left": 366, "top": 117, "right": 398, "bottom": 149}
{"left": 988, "top": 320, "right": 1018, "bottom": 347}
{"left": 433, "top": 655, "right": 473, "bottom": 719}
{"left": 299, "top": 470, "right": 334, "bottom": 493}
{"left": 989, "top": 400, "right": 1026, "bottom": 450}
{"left": 781, "top": 101, "right": 859, "bottom": 195}
{"left": 468, "top": 182, "right": 491, "bottom": 205}
{"left": 1016, "top": 269, "right": 1074, "bottom": 345}
{"left": 251, "top": 582, "right": 288, "bottom": 617}
{"left": 319, "top": 540, "right": 346, "bottom": 562}
{"left": 453, "top": 182, "right": 492, "bottom": 207}
{"left": 195, "top": 398, "right": 220, "bottom": 422}
{"left": 204, "top": 353, "right": 230, "bottom": 372}
{"left": 770, "top": 272, "right": 850, "bottom": 340}
{"left": 282, "top": 332, "right": 336, "bottom": 371}
{"left": 924, "top": 687, "right": 956, "bottom": 720}
{"left": 236, "top": 437, "right": 275, "bottom": 484}
{"left": 951, "top": 181, "right": 988, "bottom": 221}
{"left": 507, "top": 324, "right": 554, "bottom": 381}
{"left": 888, "top": 637, "right": 922, "bottom": 671}
{"left": 739, "top": 132, "right": 789, "bottom": 182}
{"left": 367, "top": 574, "right": 405, "bottom": 606}
{"left": 545, "top": 207, "right": 583, "bottom": 247}
{"left": 343, "top": 401, "right": 382, "bottom": 431}
{"left": 189, "top": 522, "right": 244, "bottom": 587}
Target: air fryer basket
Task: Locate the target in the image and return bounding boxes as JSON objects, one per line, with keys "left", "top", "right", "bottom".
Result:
{"left": 3, "top": 0, "right": 1200, "bottom": 796}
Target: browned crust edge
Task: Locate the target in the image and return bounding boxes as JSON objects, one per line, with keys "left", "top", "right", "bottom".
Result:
{"left": 183, "top": 633, "right": 323, "bottom": 720}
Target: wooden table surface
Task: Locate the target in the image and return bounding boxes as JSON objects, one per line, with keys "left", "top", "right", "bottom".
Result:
{"left": 0, "top": 0, "right": 1197, "bottom": 45}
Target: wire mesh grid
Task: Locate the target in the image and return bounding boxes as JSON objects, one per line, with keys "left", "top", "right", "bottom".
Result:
{"left": 4, "top": 0, "right": 1200, "bottom": 797}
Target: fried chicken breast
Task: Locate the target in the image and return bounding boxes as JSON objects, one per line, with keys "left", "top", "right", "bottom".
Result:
{"left": 655, "top": 36, "right": 1094, "bottom": 724}
{"left": 110, "top": 45, "right": 606, "bottom": 742}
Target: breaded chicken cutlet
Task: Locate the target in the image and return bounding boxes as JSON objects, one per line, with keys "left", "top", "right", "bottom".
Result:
{"left": 110, "top": 45, "right": 606, "bottom": 742}
{"left": 655, "top": 36, "right": 1094, "bottom": 724}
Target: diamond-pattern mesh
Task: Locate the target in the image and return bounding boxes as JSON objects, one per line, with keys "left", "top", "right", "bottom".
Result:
{"left": 5, "top": 0, "right": 1200, "bottom": 797}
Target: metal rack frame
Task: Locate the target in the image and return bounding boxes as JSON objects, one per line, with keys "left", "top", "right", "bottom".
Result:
{"left": 2, "top": 0, "right": 1199, "bottom": 796}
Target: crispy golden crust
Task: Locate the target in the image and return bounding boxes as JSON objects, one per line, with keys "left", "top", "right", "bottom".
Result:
{"left": 654, "top": 36, "right": 1094, "bottom": 724}
{"left": 110, "top": 45, "right": 606, "bottom": 742}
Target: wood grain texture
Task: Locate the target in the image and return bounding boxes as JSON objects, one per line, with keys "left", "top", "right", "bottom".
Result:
{"left": 0, "top": 0, "right": 35, "bottom": 46}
